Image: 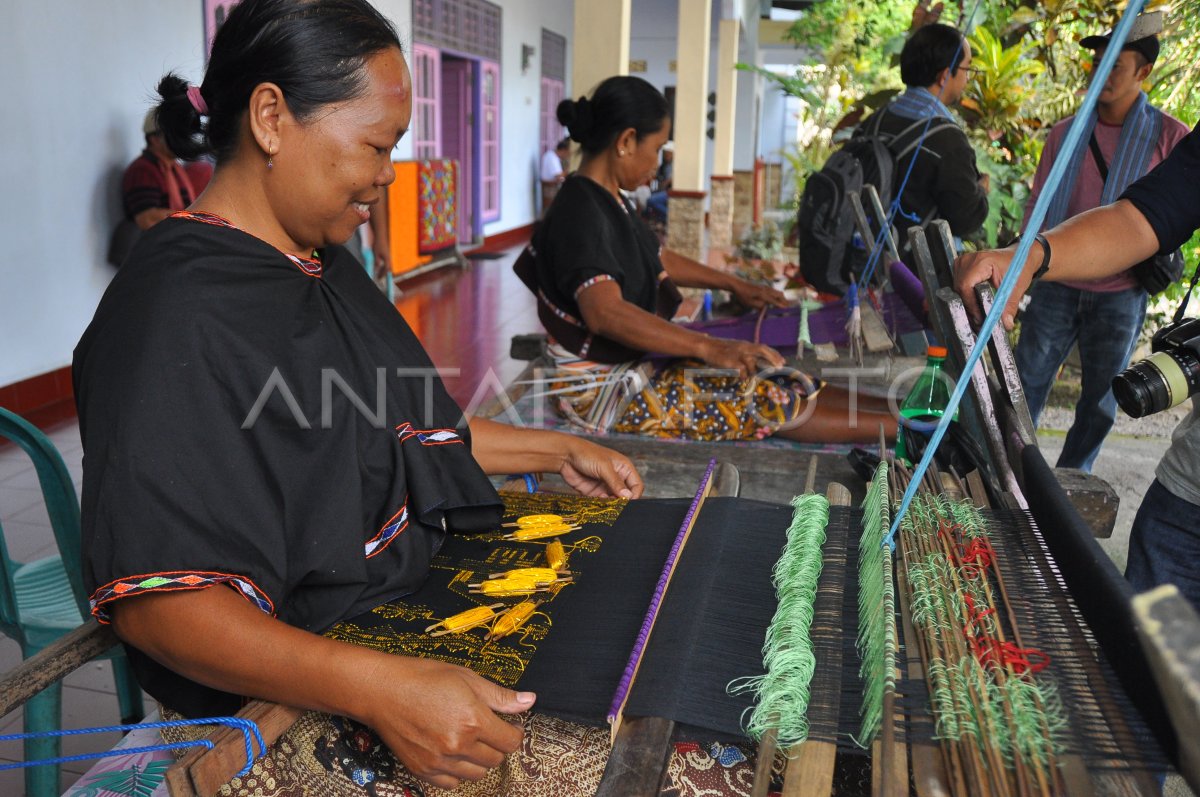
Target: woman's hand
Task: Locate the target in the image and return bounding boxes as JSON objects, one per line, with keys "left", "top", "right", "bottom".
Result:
{"left": 730, "top": 279, "right": 789, "bottom": 310}
{"left": 110, "top": 586, "right": 529, "bottom": 791}
{"left": 364, "top": 657, "right": 532, "bottom": 790}
{"left": 559, "top": 437, "right": 644, "bottom": 499}
{"left": 953, "top": 246, "right": 1026, "bottom": 329}
{"left": 698, "top": 337, "right": 785, "bottom": 378}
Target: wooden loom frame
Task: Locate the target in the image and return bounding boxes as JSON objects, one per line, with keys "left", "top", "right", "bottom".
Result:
{"left": 5, "top": 220, "right": 1200, "bottom": 791}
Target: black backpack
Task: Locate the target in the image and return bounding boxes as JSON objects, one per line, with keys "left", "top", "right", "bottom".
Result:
{"left": 797, "top": 109, "right": 954, "bottom": 295}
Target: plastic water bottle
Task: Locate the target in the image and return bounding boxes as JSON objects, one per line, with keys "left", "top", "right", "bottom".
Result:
{"left": 895, "top": 346, "right": 956, "bottom": 465}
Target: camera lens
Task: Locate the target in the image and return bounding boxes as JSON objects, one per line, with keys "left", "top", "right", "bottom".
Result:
{"left": 1113, "top": 350, "right": 1200, "bottom": 418}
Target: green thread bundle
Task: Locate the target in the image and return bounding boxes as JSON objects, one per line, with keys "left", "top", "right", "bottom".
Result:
{"left": 853, "top": 460, "right": 893, "bottom": 747}
{"left": 796, "top": 298, "right": 821, "bottom": 351}
{"left": 729, "top": 493, "right": 829, "bottom": 747}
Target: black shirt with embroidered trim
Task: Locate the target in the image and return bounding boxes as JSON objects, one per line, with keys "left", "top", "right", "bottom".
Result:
{"left": 531, "top": 174, "right": 667, "bottom": 321}
{"left": 73, "top": 214, "right": 502, "bottom": 717}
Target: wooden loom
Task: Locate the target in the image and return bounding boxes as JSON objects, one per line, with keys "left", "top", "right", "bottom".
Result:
{"left": 5, "top": 226, "right": 1200, "bottom": 795}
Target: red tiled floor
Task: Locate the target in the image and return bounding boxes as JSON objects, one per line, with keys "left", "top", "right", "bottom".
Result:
{"left": 393, "top": 247, "right": 540, "bottom": 410}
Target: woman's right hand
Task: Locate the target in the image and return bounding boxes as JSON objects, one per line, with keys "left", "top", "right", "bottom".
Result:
{"left": 698, "top": 336, "right": 785, "bottom": 378}
{"left": 364, "top": 656, "right": 533, "bottom": 789}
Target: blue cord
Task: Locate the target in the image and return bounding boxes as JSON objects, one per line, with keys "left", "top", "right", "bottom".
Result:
{"left": 856, "top": 0, "right": 984, "bottom": 291}
{"left": 508, "top": 473, "right": 540, "bottom": 492}
{"left": 883, "top": 0, "right": 1148, "bottom": 549}
{"left": 1, "top": 716, "right": 266, "bottom": 778}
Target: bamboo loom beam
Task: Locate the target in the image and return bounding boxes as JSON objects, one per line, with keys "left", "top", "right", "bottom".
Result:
{"left": 780, "top": 480, "right": 851, "bottom": 797}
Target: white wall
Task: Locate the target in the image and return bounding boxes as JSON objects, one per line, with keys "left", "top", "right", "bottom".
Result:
{"left": 0, "top": 1, "right": 205, "bottom": 386}
{"left": 482, "top": 0, "right": 573, "bottom": 238}
{"left": 629, "top": 1, "right": 751, "bottom": 204}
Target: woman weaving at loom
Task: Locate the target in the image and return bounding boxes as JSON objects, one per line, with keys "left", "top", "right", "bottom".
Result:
{"left": 518, "top": 77, "right": 897, "bottom": 443}
{"left": 73, "top": 0, "right": 649, "bottom": 792}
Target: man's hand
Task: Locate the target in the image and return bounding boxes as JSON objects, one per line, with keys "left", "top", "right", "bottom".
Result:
{"left": 911, "top": 0, "right": 944, "bottom": 31}
{"left": 953, "top": 246, "right": 1029, "bottom": 329}
{"left": 559, "top": 438, "right": 644, "bottom": 499}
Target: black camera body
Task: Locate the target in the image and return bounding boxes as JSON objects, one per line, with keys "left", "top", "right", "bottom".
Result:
{"left": 1112, "top": 317, "right": 1200, "bottom": 418}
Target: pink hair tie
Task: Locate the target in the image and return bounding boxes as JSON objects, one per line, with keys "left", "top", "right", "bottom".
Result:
{"left": 187, "top": 85, "right": 209, "bottom": 116}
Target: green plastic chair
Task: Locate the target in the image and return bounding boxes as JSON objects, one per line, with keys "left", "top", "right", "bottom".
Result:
{"left": 0, "top": 407, "right": 144, "bottom": 797}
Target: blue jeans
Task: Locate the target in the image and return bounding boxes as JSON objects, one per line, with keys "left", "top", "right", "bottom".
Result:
{"left": 1014, "top": 282, "right": 1146, "bottom": 472}
{"left": 647, "top": 191, "right": 669, "bottom": 220}
{"left": 1126, "top": 479, "right": 1200, "bottom": 612}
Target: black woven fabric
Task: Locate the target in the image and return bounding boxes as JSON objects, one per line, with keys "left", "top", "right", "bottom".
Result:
{"left": 333, "top": 494, "right": 795, "bottom": 738}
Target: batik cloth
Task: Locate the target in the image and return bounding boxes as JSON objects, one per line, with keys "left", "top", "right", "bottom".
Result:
{"left": 545, "top": 344, "right": 822, "bottom": 441}
{"left": 74, "top": 210, "right": 502, "bottom": 718}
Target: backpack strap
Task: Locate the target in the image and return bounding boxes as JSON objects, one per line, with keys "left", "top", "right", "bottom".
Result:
{"left": 890, "top": 120, "right": 959, "bottom": 163}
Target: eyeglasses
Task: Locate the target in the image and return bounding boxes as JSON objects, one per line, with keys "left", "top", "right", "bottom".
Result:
{"left": 958, "top": 65, "right": 984, "bottom": 77}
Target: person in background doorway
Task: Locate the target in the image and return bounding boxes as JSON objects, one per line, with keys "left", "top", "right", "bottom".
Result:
{"left": 121, "top": 109, "right": 200, "bottom": 230}
{"left": 540, "top": 136, "right": 570, "bottom": 214}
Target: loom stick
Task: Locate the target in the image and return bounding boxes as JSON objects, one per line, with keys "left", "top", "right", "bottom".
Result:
{"left": 748, "top": 457, "right": 821, "bottom": 797}
{"left": 896, "top": 556, "right": 955, "bottom": 797}
{"left": 606, "top": 458, "right": 717, "bottom": 741}
{"left": 599, "top": 461, "right": 739, "bottom": 797}
{"left": 781, "top": 480, "right": 851, "bottom": 797}
{"left": 165, "top": 701, "right": 302, "bottom": 797}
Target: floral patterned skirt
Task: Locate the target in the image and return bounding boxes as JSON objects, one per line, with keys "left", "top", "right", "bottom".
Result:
{"left": 160, "top": 708, "right": 767, "bottom": 797}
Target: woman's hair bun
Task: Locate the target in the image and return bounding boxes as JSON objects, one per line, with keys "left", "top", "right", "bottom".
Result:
{"left": 557, "top": 96, "right": 593, "bottom": 144}
{"left": 154, "top": 72, "right": 209, "bottom": 161}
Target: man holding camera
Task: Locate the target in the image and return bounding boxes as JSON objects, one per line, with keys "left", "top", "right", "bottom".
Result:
{"left": 1013, "top": 16, "right": 1188, "bottom": 472}
{"left": 955, "top": 119, "right": 1200, "bottom": 609}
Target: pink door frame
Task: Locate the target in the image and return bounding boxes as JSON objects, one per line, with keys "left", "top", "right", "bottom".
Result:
{"left": 441, "top": 57, "right": 475, "bottom": 245}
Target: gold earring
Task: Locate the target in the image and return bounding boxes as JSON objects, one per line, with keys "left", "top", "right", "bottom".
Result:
{"left": 267, "top": 147, "right": 275, "bottom": 170}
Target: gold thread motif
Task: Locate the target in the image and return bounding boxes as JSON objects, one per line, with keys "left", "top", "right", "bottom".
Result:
{"left": 324, "top": 493, "right": 628, "bottom": 686}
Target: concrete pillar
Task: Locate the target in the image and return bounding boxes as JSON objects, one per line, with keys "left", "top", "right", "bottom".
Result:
{"left": 709, "top": 176, "right": 735, "bottom": 251}
{"left": 571, "top": 0, "right": 630, "bottom": 100}
{"left": 666, "top": 0, "right": 712, "bottom": 261}
{"left": 708, "top": 18, "right": 739, "bottom": 251}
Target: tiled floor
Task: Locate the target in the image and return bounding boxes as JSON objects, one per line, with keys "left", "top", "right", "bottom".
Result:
{"left": 0, "top": 250, "right": 536, "bottom": 795}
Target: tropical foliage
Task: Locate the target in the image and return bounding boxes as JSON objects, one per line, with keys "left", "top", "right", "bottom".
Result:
{"left": 756, "top": 0, "right": 1199, "bottom": 309}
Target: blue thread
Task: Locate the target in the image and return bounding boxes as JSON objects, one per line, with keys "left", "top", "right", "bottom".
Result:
{"left": 1, "top": 716, "right": 266, "bottom": 778}
{"left": 883, "top": 0, "right": 1148, "bottom": 550}
{"left": 511, "top": 473, "right": 539, "bottom": 493}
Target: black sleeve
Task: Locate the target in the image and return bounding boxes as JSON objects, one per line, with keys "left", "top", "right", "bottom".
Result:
{"left": 1121, "top": 121, "right": 1200, "bottom": 254}
{"left": 542, "top": 183, "right": 627, "bottom": 301}
{"left": 933, "top": 127, "right": 989, "bottom": 237}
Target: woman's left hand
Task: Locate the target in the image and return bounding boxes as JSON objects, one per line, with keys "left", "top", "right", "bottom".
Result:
{"left": 560, "top": 438, "right": 644, "bottom": 499}
{"left": 731, "top": 279, "right": 789, "bottom": 310}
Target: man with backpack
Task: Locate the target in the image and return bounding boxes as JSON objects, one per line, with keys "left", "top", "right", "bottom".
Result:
{"left": 873, "top": 23, "right": 989, "bottom": 242}
{"left": 798, "top": 23, "right": 988, "bottom": 294}
{"left": 1012, "top": 13, "right": 1188, "bottom": 473}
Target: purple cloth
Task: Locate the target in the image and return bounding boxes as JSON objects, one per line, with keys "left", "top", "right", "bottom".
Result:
{"left": 684, "top": 291, "right": 925, "bottom": 350}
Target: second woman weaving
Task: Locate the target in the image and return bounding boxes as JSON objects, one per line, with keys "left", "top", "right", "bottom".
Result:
{"left": 519, "top": 76, "right": 897, "bottom": 443}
